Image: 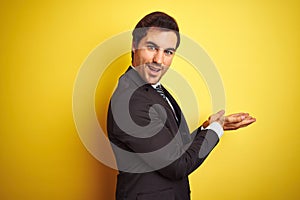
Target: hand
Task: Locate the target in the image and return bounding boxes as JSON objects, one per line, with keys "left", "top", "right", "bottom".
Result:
{"left": 202, "top": 110, "right": 225, "bottom": 128}
{"left": 223, "top": 112, "right": 256, "bottom": 131}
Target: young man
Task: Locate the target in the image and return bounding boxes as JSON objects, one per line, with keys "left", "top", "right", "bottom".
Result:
{"left": 107, "top": 12, "right": 255, "bottom": 200}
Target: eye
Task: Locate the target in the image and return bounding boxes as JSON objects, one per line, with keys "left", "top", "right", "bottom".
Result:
{"left": 164, "top": 50, "right": 174, "bottom": 56}
{"left": 147, "top": 45, "right": 156, "bottom": 51}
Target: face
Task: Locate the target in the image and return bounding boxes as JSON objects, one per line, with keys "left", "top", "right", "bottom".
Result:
{"left": 132, "top": 28, "right": 177, "bottom": 84}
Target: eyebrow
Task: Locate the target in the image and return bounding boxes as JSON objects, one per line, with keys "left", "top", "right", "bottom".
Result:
{"left": 146, "top": 41, "right": 176, "bottom": 52}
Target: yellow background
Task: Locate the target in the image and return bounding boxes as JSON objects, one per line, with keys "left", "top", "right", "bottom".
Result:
{"left": 1, "top": 0, "right": 299, "bottom": 199}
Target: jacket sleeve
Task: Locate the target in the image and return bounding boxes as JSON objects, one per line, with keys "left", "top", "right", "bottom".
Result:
{"left": 108, "top": 89, "right": 219, "bottom": 180}
{"left": 158, "top": 128, "right": 219, "bottom": 180}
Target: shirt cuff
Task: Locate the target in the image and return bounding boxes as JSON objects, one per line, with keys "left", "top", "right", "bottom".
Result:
{"left": 202, "top": 122, "right": 224, "bottom": 138}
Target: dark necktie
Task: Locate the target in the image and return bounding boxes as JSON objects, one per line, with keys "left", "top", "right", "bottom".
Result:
{"left": 155, "top": 85, "right": 167, "bottom": 101}
{"left": 155, "top": 85, "right": 179, "bottom": 122}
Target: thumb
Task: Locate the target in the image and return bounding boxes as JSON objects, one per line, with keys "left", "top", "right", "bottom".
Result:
{"left": 215, "top": 110, "right": 225, "bottom": 119}
{"left": 209, "top": 110, "right": 225, "bottom": 122}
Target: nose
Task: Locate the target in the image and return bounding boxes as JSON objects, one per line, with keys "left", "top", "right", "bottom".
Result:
{"left": 153, "top": 49, "right": 164, "bottom": 64}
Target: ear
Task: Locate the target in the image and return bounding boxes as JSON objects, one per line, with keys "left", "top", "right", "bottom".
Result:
{"left": 132, "top": 42, "right": 136, "bottom": 52}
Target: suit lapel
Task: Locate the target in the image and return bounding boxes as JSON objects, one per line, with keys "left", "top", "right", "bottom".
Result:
{"left": 161, "top": 85, "right": 181, "bottom": 123}
{"left": 124, "top": 67, "right": 191, "bottom": 144}
{"left": 162, "top": 85, "right": 191, "bottom": 145}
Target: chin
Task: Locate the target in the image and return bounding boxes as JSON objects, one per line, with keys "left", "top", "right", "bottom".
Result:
{"left": 147, "top": 79, "right": 158, "bottom": 85}
{"left": 146, "top": 75, "right": 161, "bottom": 84}
{"left": 146, "top": 79, "right": 155, "bottom": 84}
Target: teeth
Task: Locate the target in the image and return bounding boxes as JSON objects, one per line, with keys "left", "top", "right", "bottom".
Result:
{"left": 148, "top": 65, "right": 161, "bottom": 72}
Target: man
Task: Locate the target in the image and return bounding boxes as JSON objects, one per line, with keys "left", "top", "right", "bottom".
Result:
{"left": 107, "top": 11, "right": 255, "bottom": 200}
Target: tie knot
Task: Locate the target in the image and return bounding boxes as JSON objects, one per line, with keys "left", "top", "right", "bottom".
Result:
{"left": 156, "top": 84, "right": 162, "bottom": 90}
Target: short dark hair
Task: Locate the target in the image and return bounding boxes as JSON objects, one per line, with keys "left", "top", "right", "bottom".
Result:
{"left": 131, "top": 12, "right": 180, "bottom": 62}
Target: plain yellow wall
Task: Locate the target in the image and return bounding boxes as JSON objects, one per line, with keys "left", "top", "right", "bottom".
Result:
{"left": 1, "top": 0, "right": 299, "bottom": 199}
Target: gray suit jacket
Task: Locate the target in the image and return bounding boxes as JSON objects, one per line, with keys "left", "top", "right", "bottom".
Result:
{"left": 107, "top": 67, "right": 219, "bottom": 200}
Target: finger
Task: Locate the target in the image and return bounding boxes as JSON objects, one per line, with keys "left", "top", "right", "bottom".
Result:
{"left": 209, "top": 110, "right": 225, "bottom": 123}
{"left": 218, "top": 109, "right": 225, "bottom": 116}
{"left": 226, "top": 112, "right": 249, "bottom": 118}
{"left": 225, "top": 113, "right": 254, "bottom": 123}
{"left": 214, "top": 110, "right": 225, "bottom": 119}
{"left": 226, "top": 117, "right": 255, "bottom": 126}
{"left": 225, "top": 115, "right": 244, "bottom": 123}
{"left": 224, "top": 117, "right": 256, "bottom": 130}
{"left": 223, "top": 125, "right": 238, "bottom": 130}
{"left": 243, "top": 117, "right": 256, "bottom": 124}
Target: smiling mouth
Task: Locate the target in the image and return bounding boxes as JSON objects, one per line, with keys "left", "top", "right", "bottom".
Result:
{"left": 147, "top": 64, "right": 162, "bottom": 72}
